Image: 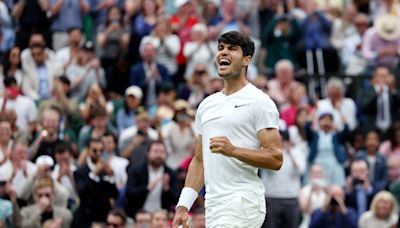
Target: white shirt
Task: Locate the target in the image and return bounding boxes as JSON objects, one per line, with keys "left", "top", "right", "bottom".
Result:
{"left": 195, "top": 83, "right": 279, "bottom": 208}
{"left": 0, "top": 96, "right": 38, "bottom": 133}
{"left": 143, "top": 166, "right": 164, "bottom": 213}
{"left": 118, "top": 126, "right": 159, "bottom": 151}
{"left": 51, "top": 163, "right": 77, "bottom": 200}
{"left": 108, "top": 155, "right": 129, "bottom": 189}
{"left": 0, "top": 160, "right": 36, "bottom": 195}
{"left": 316, "top": 98, "right": 357, "bottom": 131}
{"left": 54, "top": 47, "right": 71, "bottom": 69}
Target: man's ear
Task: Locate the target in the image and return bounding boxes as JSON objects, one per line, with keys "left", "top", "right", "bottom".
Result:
{"left": 242, "top": 56, "right": 252, "bottom": 67}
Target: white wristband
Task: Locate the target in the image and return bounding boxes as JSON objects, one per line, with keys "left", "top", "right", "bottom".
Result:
{"left": 176, "top": 187, "right": 198, "bottom": 211}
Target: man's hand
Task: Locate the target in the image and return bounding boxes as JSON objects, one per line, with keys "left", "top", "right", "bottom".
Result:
{"left": 173, "top": 206, "right": 189, "bottom": 228}
{"left": 147, "top": 175, "right": 162, "bottom": 191}
{"left": 209, "top": 136, "right": 236, "bottom": 157}
{"left": 162, "top": 173, "right": 170, "bottom": 191}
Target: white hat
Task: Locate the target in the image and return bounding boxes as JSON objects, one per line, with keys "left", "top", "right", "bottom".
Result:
{"left": 175, "top": 0, "right": 190, "bottom": 9}
{"left": 375, "top": 15, "right": 400, "bottom": 41}
{"left": 125, "top": 86, "right": 143, "bottom": 99}
{"left": 36, "top": 155, "right": 54, "bottom": 167}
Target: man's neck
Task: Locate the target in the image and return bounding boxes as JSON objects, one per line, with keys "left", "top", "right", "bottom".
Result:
{"left": 222, "top": 75, "right": 248, "bottom": 96}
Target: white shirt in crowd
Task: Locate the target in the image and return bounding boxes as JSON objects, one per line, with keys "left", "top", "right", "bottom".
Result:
{"left": 143, "top": 165, "right": 164, "bottom": 213}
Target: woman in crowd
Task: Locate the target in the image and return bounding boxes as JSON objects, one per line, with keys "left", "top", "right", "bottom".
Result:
{"left": 1, "top": 47, "right": 22, "bottom": 92}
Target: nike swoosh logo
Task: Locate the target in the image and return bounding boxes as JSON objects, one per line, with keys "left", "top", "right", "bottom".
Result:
{"left": 234, "top": 104, "right": 250, "bottom": 108}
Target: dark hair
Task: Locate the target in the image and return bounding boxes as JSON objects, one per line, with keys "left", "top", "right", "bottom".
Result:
{"left": 67, "top": 27, "right": 82, "bottom": 34}
{"left": 147, "top": 140, "right": 166, "bottom": 153}
{"left": 388, "top": 122, "right": 400, "bottom": 150}
{"left": 217, "top": 31, "right": 255, "bottom": 57}
{"left": 88, "top": 103, "right": 108, "bottom": 121}
{"left": 54, "top": 142, "right": 71, "bottom": 154}
{"left": 108, "top": 209, "right": 127, "bottom": 225}
{"left": 2, "top": 47, "right": 22, "bottom": 78}
{"left": 102, "top": 131, "right": 117, "bottom": 144}
{"left": 106, "top": 5, "right": 124, "bottom": 27}
{"left": 3, "top": 77, "right": 17, "bottom": 88}
{"left": 87, "top": 137, "right": 102, "bottom": 147}
{"left": 58, "top": 75, "right": 71, "bottom": 86}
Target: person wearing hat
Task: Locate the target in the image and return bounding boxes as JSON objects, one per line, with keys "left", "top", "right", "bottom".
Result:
{"left": 115, "top": 85, "right": 143, "bottom": 133}
{"left": 362, "top": 14, "right": 400, "bottom": 70}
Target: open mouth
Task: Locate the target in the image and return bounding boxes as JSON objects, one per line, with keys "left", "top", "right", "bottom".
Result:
{"left": 218, "top": 58, "right": 231, "bottom": 70}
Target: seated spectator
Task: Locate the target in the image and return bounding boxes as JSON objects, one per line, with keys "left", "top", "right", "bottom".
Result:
{"left": 19, "top": 155, "right": 69, "bottom": 208}
{"left": 164, "top": 100, "right": 197, "bottom": 170}
{"left": 261, "top": 130, "right": 306, "bottom": 228}
{"left": 20, "top": 33, "right": 55, "bottom": 72}
{"left": 183, "top": 23, "right": 217, "bottom": 80}
{"left": 360, "top": 66, "right": 399, "bottom": 136}
{"left": 0, "top": 121, "right": 13, "bottom": 168}
{"left": 29, "top": 107, "right": 63, "bottom": 162}
{"left": 345, "top": 159, "right": 380, "bottom": 217}
{"left": 72, "top": 138, "right": 118, "bottom": 227}
{"left": 129, "top": 40, "right": 171, "bottom": 108}
{"left": 299, "top": 164, "right": 328, "bottom": 228}
{"left": 115, "top": 85, "right": 143, "bottom": 133}
{"left": 309, "top": 185, "right": 357, "bottom": 228}
{"left": 0, "top": 138, "right": 37, "bottom": 196}
{"left": 362, "top": 14, "right": 400, "bottom": 71}
{"left": 356, "top": 130, "right": 388, "bottom": 190}
{"left": 54, "top": 28, "right": 84, "bottom": 71}
{"left": 306, "top": 111, "right": 348, "bottom": 186}
{"left": 281, "top": 83, "right": 310, "bottom": 126}
{"left": 134, "top": 209, "right": 151, "bottom": 228}
{"left": 380, "top": 123, "right": 400, "bottom": 183}
{"left": 51, "top": 143, "right": 77, "bottom": 209}
{"left": 65, "top": 41, "right": 106, "bottom": 100}
{"left": 0, "top": 77, "right": 38, "bottom": 134}
{"left": 359, "top": 191, "right": 398, "bottom": 228}
{"left": 125, "top": 141, "right": 180, "bottom": 218}
{"left": 119, "top": 111, "right": 159, "bottom": 166}
{"left": 267, "top": 59, "right": 300, "bottom": 109}
{"left": 0, "top": 47, "right": 22, "bottom": 92}
{"left": 149, "top": 209, "right": 169, "bottom": 228}
{"left": 106, "top": 209, "right": 127, "bottom": 228}
{"left": 315, "top": 77, "right": 357, "bottom": 131}
{"left": 260, "top": 14, "right": 300, "bottom": 76}
{"left": 19, "top": 176, "right": 72, "bottom": 228}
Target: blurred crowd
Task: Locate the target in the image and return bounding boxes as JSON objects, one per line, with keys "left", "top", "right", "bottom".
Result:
{"left": 0, "top": 0, "right": 400, "bottom": 227}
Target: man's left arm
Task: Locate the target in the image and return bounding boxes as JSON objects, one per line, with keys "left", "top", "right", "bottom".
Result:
{"left": 209, "top": 128, "right": 283, "bottom": 170}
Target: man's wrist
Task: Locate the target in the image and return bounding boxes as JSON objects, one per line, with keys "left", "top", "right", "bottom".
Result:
{"left": 176, "top": 187, "right": 198, "bottom": 211}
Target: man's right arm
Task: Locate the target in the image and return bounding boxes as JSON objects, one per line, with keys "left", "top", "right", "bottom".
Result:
{"left": 173, "top": 135, "right": 204, "bottom": 228}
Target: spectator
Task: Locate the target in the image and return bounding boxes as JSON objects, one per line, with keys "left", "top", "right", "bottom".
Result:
{"left": 140, "top": 18, "right": 181, "bottom": 79}
{"left": 178, "top": 63, "right": 212, "bottom": 108}
{"left": 342, "top": 13, "right": 369, "bottom": 76}
{"left": 132, "top": 0, "right": 159, "bottom": 39}
{"left": 19, "top": 155, "right": 69, "bottom": 208}
{"left": 72, "top": 137, "right": 119, "bottom": 227}
{"left": 12, "top": 0, "right": 51, "bottom": 49}
{"left": 54, "top": 28, "right": 84, "bottom": 71}
{"left": 0, "top": 121, "right": 13, "bottom": 168}
{"left": 20, "top": 33, "right": 55, "bottom": 72}
{"left": 51, "top": 143, "right": 77, "bottom": 209}
{"left": 288, "top": 107, "right": 309, "bottom": 155}
{"left": 267, "top": 59, "right": 301, "bottom": 109}
{"left": 86, "top": 0, "right": 118, "bottom": 41}
{"left": 164, "top": 99, "right": 197, "bottom": 169}
{"left": 96, "top": 5, "right": 130, "bottom": 89}
{"left": 191, "top": 208, "right": 206, "bottom": 228}
{"left": 119, "top": 111, "right": 159, "bottom": 166}
{"left": 79, "top": 84, "right": 111, "bottom": 122}
{"left": 129, "top": 41, "right": 170, "bottom": 108}
{"left": 125, "top": 141, "right": 180, "bottom": 217}
{"left": 149, "top": 209, "right": 169, "bottom": 228}
{"left": 261, "top": 130, "right": 306, "bottom": 228}
{"left": 29, "top": 107, "right": 63, "bottom": 162}
{"left": 309, "top": 185, "right": 358, "bottom": 228}
{"left": 183, "top": 23, "right": 217, "bottom": 80}
{"left": 315, "top": 77, "right": 358, "bottom": 131}
{"left": 147, "top": 82, "right": 177, "bottom": 128}
{"left": 65, "top": 41, "right": 106, "bottom": 100}
{"left": 362, "top": 14, "right": 400, "bottom": 71}
{"left": 106, "top": 209, "right": 127, "bottom": 228}
{"left": 305, "top": 111, "right": 348, "bottom": 186}
{"left": 115, "top": 85, "right": 143, "bottom": 133}
{"left": 0, "top": 47, "right": 22, "bottom": 92}
{"left": 19, "top": 176, "right": 72, "bottom": 228}
{"left": 356, "top": 130, "right": 388, "bottom": 191}
{"left": 49, "top": 0, "right": 89, "bottom": 50}
{"left": 359, "top": 191, "right": 398, "bottom": 228}
{"left": 134, "top": 209, "right": 151, "bottom": 228}
{"left": 0, "top": 0, "right": 15, "bottom": 57}
{"left": 260, "top": 14, "right": 300, "bottom": 76}
{"left": 345, "top": 159, "right": 380, "bottom": 217}
{"left": 360, "top": 66, "right": 400, "bottom": 136}
{"left": 0, "top": 137, "right": 36, "bottom": 196}
{"left": 299, "top": 164, "right": 328, "bottom": 228}
{"left": 280, "top": 83, "right": 309, "bottom": 127}
{"left": 380, "top": 123, "right": 400, "bottom": 183}
{"left": 0, "top": 181, "right": 19, "bottom": 227}
{"left": 21, "top": 44, "right": 62, "bottom": 101}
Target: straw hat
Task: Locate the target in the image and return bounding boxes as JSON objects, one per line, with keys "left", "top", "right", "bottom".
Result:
{"left": 375, "top": 15, "right": 400, "bottom": 41}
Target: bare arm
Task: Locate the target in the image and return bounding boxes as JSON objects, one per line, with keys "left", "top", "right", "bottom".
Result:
{"left": 50, "top": 0, "right": 64, "bottom": 16}
{"left": 12, "top": 0, "right": 25, "bottom": 19}
{"left": 210, "top": 128, "right": 283, "bottom": 170}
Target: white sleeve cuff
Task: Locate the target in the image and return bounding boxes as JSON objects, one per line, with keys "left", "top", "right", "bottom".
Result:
{"left": 176, "top": 187, "right": 198, "bottom": 211}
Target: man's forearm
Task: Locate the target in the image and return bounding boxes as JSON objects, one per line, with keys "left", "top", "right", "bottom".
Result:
{"left": 184, "top": 157, "right": 204, "bottom": 192}
{"left": 232, "top": 147, "right": 282, "bottom": 170}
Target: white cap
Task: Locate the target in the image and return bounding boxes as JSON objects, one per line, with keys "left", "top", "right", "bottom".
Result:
{"left": 175, "top": 0, "right": 190, "bottom": 8}
{"left": 125, "top": 86, "right": 143, "bottom": 99}
{"left": 36, "top": 155, "right": 54, "bottom": 167}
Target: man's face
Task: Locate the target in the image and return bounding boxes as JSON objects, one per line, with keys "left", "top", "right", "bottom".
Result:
{"left": 351, "top": 161, "right": 369, "bottom": 181}
{"left": 150, "top": 211, "right": 168, "bottom": 228}
{"left": 365, "top": 132, "right": 379, "bottom": 152}
{"left": 327, "top": 86, "right": 343, "bottom": 100}
{"left": 102, "top": 135, "right": 116, "bottom": 153}
{"left": 55, "top": 150, "right": 71, "bottom": 164}
{"left": 11, "top": 143, "right": 28, "bottom": 161}
{"left": 106, "top": 214, "right": 125, "bottom": 228}
{"left": 42, "top": 110, "right": 60, "bottom": 135}
{"left": 276, "top": 66, "right": 293, "bottom": 84}
{"left": 92, "top": 116, "right": 108, "bottom": 130}
{"left": 0, "top": 121, "right": 12, "bottom": 142}
{"left": 135, "top": 212, "right": 151, "bottom": 228}
{"left": 373, "top": 67, "right": 389, "bottom": 85}
{"left": 35, "top": 186, "right": 53, "bottom": 208}
{"left": 88, "top": 142, "right": 103, "bottom": 163}
{"left": 31, "top": 47, "right": 46, "bottom": 65}
{"left": 147, "top": 143, "right": 166, "bottom": 168}
{"left": 141, "top": 43, "right": 156, "bottom": 63}
{"left": 69, "top": 29, "right": 82, "bottom": 47}
{"left": 215, "top": 42, "right": 249, "bottom": 79}
{"left": 126, "top": 95, "right": 140, "bottom": 109}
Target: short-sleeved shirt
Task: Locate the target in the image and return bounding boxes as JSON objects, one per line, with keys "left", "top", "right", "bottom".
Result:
{"left": 195, "top": 83, "right": 279, "bottom": 208}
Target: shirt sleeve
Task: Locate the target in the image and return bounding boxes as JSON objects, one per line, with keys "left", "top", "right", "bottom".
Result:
{"left": 252, "top": 96, "right": 280, "bottom": 132}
